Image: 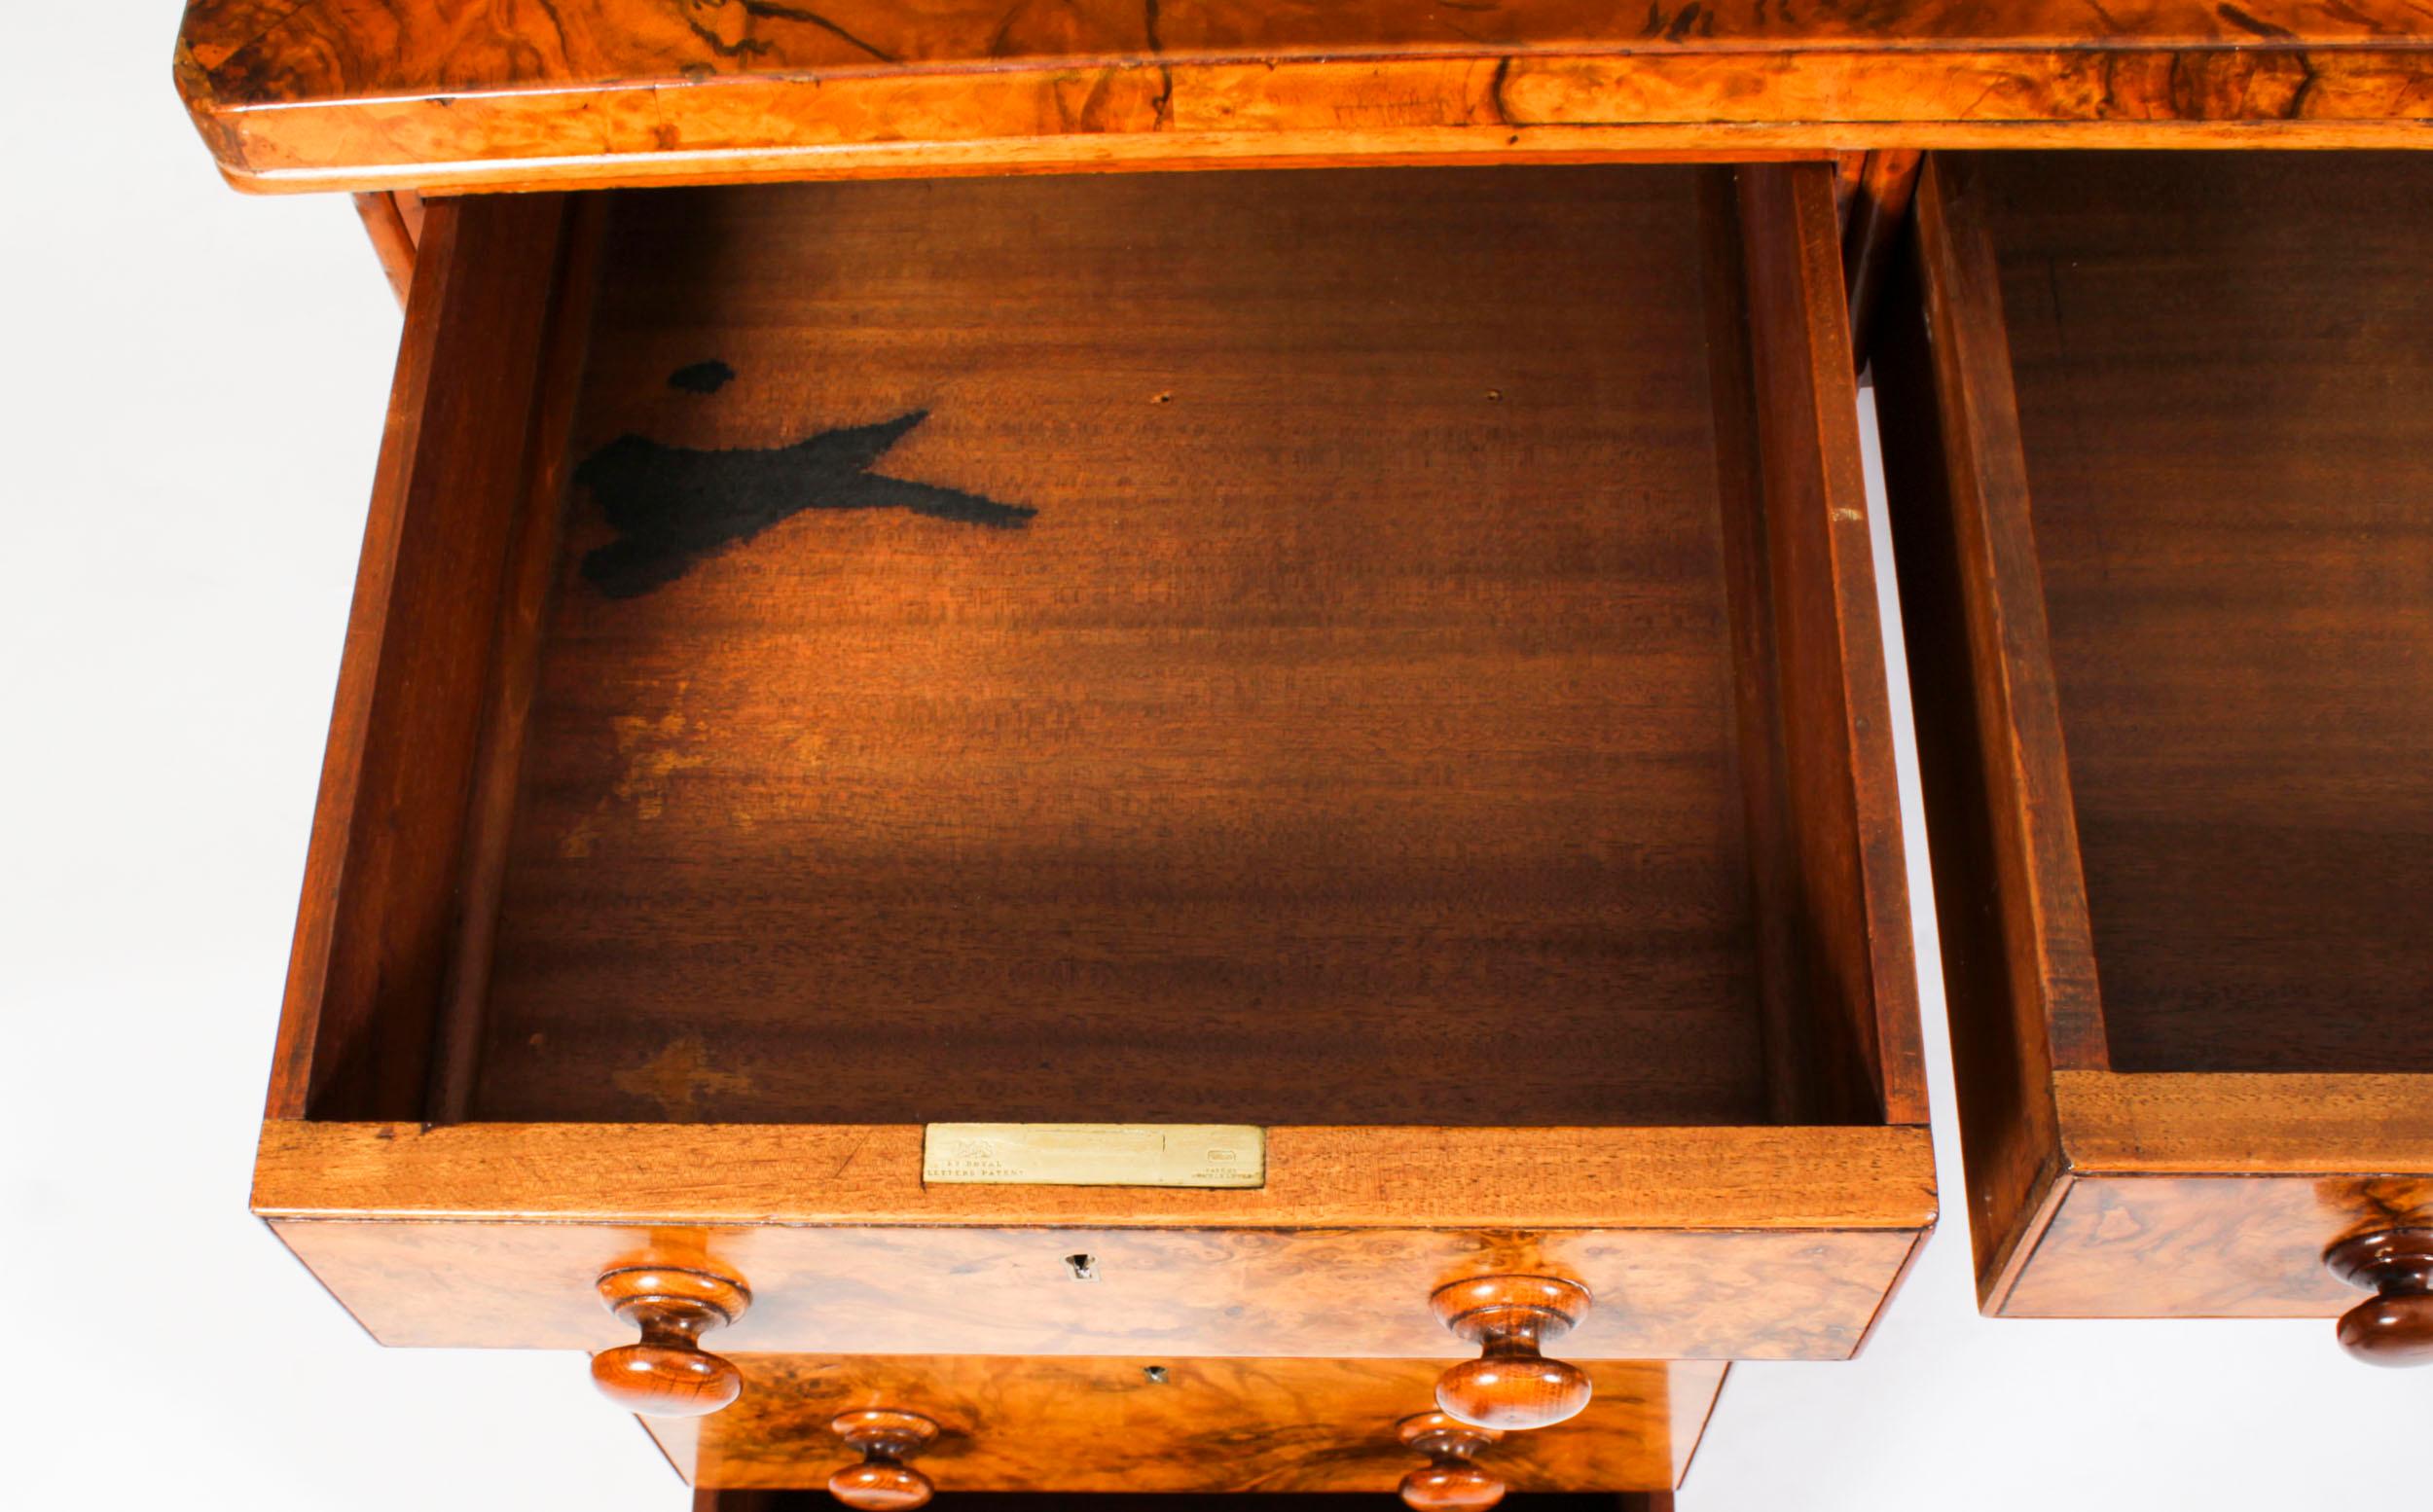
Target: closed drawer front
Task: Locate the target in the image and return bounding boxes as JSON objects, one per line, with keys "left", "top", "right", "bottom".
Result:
{"left": 647, "top": 1355, "right": 1721, "bottom": 1495}
{"left": 257, "top": 162, "right": 1931, "bottom": 1390}
{"left": 1874, "top": 150, "right": 2433, "bottom": 1362}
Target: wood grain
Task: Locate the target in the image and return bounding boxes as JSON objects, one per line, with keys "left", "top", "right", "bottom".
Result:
{"left": 273, "top": 172, "right": 1926, "bottom": 1138}
{"left": 246, "top": 1128, "right": 1917, "bottom": 1361}
{"left": 173, "top": 2, "right": 2433, "bottom": 193}
{"left": 1871, "top": 153, "right": 2095, "bottom": 1311}
{"left": 255, "top": 1121, "right": 1935, "bottom": 1231}
{"left": 350, "top": 191, "right": 415, "bottom": 306}
{"left": 644, "top": 1355, "right": 1724, "bottom": 1492}
{"left": 426, "top": 195, "right": 612, "bottom": 1125}
{"left": 467, "top": 166, "right": 1807, "bottom": 1130}
{"left": 1981, "top": 150, "right": 2433, "bottom": 1077}
{"left": 2056, "top": 1073, "right": 2433, "bottom": 1175}
{"left": 263, "top": 1202, "right": 1918, "bottom": 1360}
{"left": 1878, "top": 149, "right": 2433, "bottom": 1322}
{"left": 257, "top": 1114, "right": 1935, "bottom": 1361}
{"left": 697, "top": 1494, "right": 1674, "bottom": 1510}
{"left": 265, "top": 193, "right": 579, "bottom": 1122}
{"left": 257, "top": 168, "right": 1933, "bottom": 1361}
{"left": 2022, "top": 1072, "right": 2433, "bottom": 1316}
{"left": 1734, "top": 163, "right": 1925, "bottom": 1129}
{"left": 2005, "top": 1173, "right": 2433, "bottom": 1318}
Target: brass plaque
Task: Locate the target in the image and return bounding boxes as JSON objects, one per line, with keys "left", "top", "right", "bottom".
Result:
{"left": 923, "top": 1124, "right": 1266, "bottom": 1188}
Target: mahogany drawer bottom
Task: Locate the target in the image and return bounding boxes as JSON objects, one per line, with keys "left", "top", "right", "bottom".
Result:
{"left": 647, "top": 1355, "right": 1723, "bottom": 1494}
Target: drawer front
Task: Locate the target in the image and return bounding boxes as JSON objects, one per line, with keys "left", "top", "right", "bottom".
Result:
{"left": 264, "top": 1194, "right": 1923, "bottom": 1361}
{"left": 1999, "top": 1075, "right": 2433, "bottom": 1320}
{"left": 2005, "top": 1171, "right": 2433, "bottom": 1320}
{"left": 647, "top": 1355, "right": 1723, "bottom": 1493}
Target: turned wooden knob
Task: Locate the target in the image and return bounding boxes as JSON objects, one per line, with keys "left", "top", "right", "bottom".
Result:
{"left": 829, "top": 1409, "right": 939, "bottom": 1510}
{"left": 1397, "top": 1411, "right": 1506, "bottom": 1511}
{"left": 590, "top": 1266, "right": 749, "bottom": 1416}
{"left": 2326, "top": 1230, "right": 2433, "bottom": 1367}
{"left": 1431, "top": 1275, "right": 1593, "bottom": 1431}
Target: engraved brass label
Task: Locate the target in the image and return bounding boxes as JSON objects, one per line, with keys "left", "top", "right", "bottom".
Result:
{"left": 922, "top": 1124, "right": 1266, "bottom": 1187}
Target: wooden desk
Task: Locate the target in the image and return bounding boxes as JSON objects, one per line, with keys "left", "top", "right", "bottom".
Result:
{"left": 173, "top": 4, "right": 2433, "bottom": 1504}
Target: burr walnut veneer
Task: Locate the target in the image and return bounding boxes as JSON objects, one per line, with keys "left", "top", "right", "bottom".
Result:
{"left": 174, "top": 0, "right": 2433, "bottom": 195}
{"left": 253, "top": 159, "right": 1934, "bottom": 1415}
{"left": 699, "top": 1496, "right": 1673, "bottom": 1511}
{"left": 645, "top": 1355, "right": 1725, "bottom": 1494}
{"left": 1874, "top": 151, "right": 2433, "bottom": 1361}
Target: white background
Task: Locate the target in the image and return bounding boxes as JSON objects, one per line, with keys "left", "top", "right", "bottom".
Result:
{"left": 3, "top": 6, "right": 2425, "bottom": 1506}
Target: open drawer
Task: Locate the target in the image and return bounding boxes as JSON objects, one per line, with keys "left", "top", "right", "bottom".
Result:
{"left": 646, "top": 1354, "right": 1722, "bottom": 1496}
{"left": 1875, "top": 152, "right": 2433, "bottom": 1362}
{"left": 255, "top": 162, "right": 1931, "bottom": 1417}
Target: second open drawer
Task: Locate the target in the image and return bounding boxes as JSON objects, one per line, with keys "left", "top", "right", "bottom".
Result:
{"left": 1875, "top": 150, "right": 2433, "bottom": 1364}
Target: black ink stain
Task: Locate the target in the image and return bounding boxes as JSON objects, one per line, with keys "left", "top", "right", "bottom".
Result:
{"left": 668, "top": 359, "right": 737, "bottom": 394}
{"left": 575, "top": 410, "right": 1036, "bottom": 598}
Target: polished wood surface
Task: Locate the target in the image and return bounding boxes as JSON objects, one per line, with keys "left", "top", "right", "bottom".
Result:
{"left": 1728, "top": 162, "right": 1926, "bottom": 1131}
{"left": 475, "top": 167, "right": 1765, "bottom": 1131}
{"left": 1875, "top": 151, "right": 2433, "bottom": 1332}
{"left": 645, "top": 1356, "right": 1723, "bottom": 1493}
{"left": 1431, "top": 1278, "right": 1593, "bottom": 1432}
{"left": 828, "top": 1410, "right": 940, "bottom": 1510}
{"left": 2001, "top": 1172, "right": 2433, "bottom": 1317}
{"left": 350, "top": 191, "right": 415, "bottom": 307}
{"left": 591, "top": 1266, "right": 751, "bottom": 1417}
{"left": 1986, "top": 151, "right": 2433, "bottom": 1078}
{"left": 256, "top": 165, "right": 1928, "bottom": 1366}
{"left": 257, "top": 1120, "right": 1932, "bottom": 1232}
{"left": 174, "top": 1, "right": 2433, "bottom": 193}
{"left": 261, "top": 165, "right": 1920, "bottom": 1137}
{"left": 264, "top": 192, "right": 581, "bottom": 1125}
{"left": 1872, "top": 153, "right": 2088, "bottom": 1311}
{"left": 2021, "top": 1075, "right": 2433, "bottom": 1321}
{"left": 699, "top": 1495, "right": 1672, "bottom": 1511}
{"left": 2325, "top": 1231, "right": 2433, "bottom": 1367}
{"left": 1398, "top": 1413, "right": 1505, "bottom": 1511}
{"left": 266, "top": 1202, "right": 1919, "bottom": 1360}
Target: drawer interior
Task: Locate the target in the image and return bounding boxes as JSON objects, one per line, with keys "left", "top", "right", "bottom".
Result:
{"left": 294, "top": 165, "right": 1907, "bottom": 1133}
{"left": 1970, "top": 153, "right": 2433, "bottom": 1075}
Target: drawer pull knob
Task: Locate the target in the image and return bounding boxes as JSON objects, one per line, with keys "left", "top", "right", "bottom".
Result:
{"left": 589, "top": 1266, "right": 750, "bottom": 1416}
{"left": 1398, "top": 1410, "right": 1507, "bottom": 1511}
{"left": 1430, "top": 1275, "right": 1593, "bottom": 1430}
{"left": 829, "top": 1409, "right": 939, "bottom": 1510}
{"left": 2326, "top": 1230, "right": 2433, "bottom": 1367}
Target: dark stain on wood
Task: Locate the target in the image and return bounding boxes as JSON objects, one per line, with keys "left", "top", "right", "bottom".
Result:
{"left": 573, "top": 410, "right": 1037, "bottom": 597}
{"left": 669, "top": 359, "right": 738, "bottom": 394}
